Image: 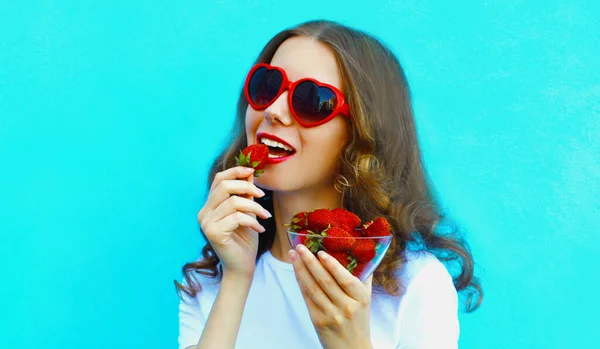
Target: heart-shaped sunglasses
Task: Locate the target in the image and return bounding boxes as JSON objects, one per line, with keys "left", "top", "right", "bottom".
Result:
{"left": 243, "top": 63, "right": 351, "bottom": 127}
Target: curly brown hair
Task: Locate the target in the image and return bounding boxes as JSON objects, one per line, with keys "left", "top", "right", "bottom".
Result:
{"left": 175, "top": 19, "right": 482, "bottom": 312}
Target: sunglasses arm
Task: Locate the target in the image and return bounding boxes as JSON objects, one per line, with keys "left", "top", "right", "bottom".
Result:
{"left": 340, "top": 103, "right": 350, "bottom": 118}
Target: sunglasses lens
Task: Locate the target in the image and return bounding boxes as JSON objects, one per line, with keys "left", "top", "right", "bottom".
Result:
{"left": 292, "top": 81, "right": 337, "bottom": 125}
{"left": 248, "top": 66, "right": 283, "bottom": 107}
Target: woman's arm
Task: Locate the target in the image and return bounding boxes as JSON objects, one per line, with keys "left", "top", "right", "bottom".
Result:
{"left": 192, "top": 272, "right": 253, "bottom": 349}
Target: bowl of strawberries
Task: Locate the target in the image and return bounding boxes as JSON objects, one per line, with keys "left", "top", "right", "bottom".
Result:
{"left": 286, "top": 208, "right": 393, "bottom": 282}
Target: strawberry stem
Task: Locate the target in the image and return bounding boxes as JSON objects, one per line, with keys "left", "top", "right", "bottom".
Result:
{"left": 346, "top": 256, "right": 358, "bottom": 272}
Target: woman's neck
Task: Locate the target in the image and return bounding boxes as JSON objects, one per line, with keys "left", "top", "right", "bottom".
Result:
{"left": 269, "top": 185, "right": 343, "bottom": 263}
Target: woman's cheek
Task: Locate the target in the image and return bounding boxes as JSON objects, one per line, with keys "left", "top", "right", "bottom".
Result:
{"left": 245, "top": 110, "right": 261, "bottom": 142}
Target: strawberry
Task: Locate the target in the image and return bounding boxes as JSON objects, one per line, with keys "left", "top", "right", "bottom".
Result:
{"left": 327, "top": 251, "right": 355, "bottom": 269}
{"left": 322, "top": 227, "right": 356, "bottom": 252}
{"left": 350, "top": 239, "right": 377, "bottom": 262}
{"left": 235, "top": 144, "right": 269, "bottom": 177}
{"left": 327, "top": 251, "right": 359, "bottom": 273}
{"left": 297, "top": 230, "right": 308, "bottom": 245}
{"left": 363, "top": 217, "right": 391, "bottom": 237}
{"left": 351, "top": 263, "right": 366, "bottom": 277}
{"left": 350, "top": 229, "right": 363, "bottom": 238}
{"left": 307, "top": 209, "right": 339, "bottom": 232}
{"left": 290, "top": 211, "right": 309, "bottom": 232}
{"left": 298, "top": 229, "right": 322, "bottom": 253}
{"left": 331, "top": 207, "right": 361, "bottom": 231}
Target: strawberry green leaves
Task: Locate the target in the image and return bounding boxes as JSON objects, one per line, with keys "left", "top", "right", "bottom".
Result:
{"left": 235, "top": 144, "right": 269, "bottom": 177}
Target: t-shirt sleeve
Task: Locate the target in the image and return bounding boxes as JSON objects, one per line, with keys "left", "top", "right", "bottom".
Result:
{"left": 396, "top": 259, "right": 460, "bottom": 349}
{"left": 177, "top": 279, "right": 208, "bottom": 349}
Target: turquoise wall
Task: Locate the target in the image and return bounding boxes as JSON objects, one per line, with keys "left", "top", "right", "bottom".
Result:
{"left": 1, "top": 1, "right": 598, "bottom": 348}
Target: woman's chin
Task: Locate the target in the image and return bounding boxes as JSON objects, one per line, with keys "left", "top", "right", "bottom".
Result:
{"left": 255, "top": 173, "right": 300, "bottom": 193}
{"left": 254, "top": 175, "right": 284, "bottom": 192}
{"left": 254, "top": 173, "right": 273, "bottom": 190}
{"left": 255, "top": 175, "right": 326, "bottom": 195}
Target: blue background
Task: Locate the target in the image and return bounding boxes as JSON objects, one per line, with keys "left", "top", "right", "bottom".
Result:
{"left": 1, "top": 1, "right": 599, "bottom": 348}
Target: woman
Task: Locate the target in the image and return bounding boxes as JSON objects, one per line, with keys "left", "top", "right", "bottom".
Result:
{"left": 175, "top": 19, "right": 482, "bottom": 349}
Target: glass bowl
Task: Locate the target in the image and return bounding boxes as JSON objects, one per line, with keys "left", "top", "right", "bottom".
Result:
{"left": 287, "top": 230, "right": 393, "bottom": 282}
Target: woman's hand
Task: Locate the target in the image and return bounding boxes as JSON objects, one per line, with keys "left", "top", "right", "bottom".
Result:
{"left": 197, "top": 166, "right": 272, "bottom": 279}
{"left": 289, "top": 244, "right": 374, "bottom": 349}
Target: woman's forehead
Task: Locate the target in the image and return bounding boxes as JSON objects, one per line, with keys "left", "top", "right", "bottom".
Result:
{"left": 270, "top": 36, "right": 342, "bottom": 89}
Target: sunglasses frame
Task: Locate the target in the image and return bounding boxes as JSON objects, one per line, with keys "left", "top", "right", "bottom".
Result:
{"left": 243, "top": 63, "right": 351, "bottom": 127}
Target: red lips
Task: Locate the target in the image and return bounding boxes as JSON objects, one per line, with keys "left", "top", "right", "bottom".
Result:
{"left": 257, "top": 132, "right": 296, "bottom": 165}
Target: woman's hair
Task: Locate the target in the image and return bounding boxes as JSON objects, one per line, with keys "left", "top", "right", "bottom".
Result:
{"left": 175, "top": 19, "right": 482, "bottom": 312}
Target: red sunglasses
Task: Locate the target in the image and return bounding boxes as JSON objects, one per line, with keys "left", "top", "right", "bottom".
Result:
{"left": 243, "top": 63, "right": 351, "bottom": 127}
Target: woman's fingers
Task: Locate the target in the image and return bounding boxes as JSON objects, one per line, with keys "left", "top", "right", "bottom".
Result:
{"left": 289, "top": 249, "right": 337, "bottom": 314}
{"left": 204, "top": 179, "right": 266, "bottom": 212}
{"left": 210, "top": 166, "right": 256, "bottom": 192}
{"left": 211, "top": 211, "right": 266, "bottom": 235}
{"left": 197, "top": 166, "right": 270, "bottom": 244}
{"left": 317, "top": 250, "right": 371, "bottom": 302}
{"left": 295, "top": 244, "right": 347, "bottom": 306}
{"left": 212, "top": 195, "right": 272, "bottom": 222}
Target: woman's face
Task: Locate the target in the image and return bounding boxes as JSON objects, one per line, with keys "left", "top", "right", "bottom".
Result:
{"left": 245, "top": 36, "right": 350, "bottom": 193}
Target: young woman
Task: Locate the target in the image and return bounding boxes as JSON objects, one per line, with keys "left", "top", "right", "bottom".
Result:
{"left": 175, "top": 20, "right": 482, "bottom": 349}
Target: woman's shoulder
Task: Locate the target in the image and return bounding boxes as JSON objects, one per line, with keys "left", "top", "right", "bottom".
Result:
{"left": 371, "top": 249, "right": 458, "bottom": 329}
{"left": 395, "top": 249, "right": 454, "bottom": 291}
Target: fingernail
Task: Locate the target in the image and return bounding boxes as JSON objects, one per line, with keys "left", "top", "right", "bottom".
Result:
{"left": 258, "top": 225, "right": 266, "bottom": 233}
{"left": 288, "top": 250, "right": 298, "bottom": 262}
{"left": 244, "top": 167, "right": 254, "bottom": 172}
{"left": 256, "top": 189, "right": 266, "bottom": 197}
{"left": 262, "top": 210, "right": 272, "bottom": 218}
{"left": 296, "top": 244, "right": 308, "bottom": 255}
{"left": 317, "top": 250, "right": 328, "bottom": 260}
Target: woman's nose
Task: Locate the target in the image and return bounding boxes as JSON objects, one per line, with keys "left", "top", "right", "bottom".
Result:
{"left": 263, "top": 91, "right": 293, "bottom": 126}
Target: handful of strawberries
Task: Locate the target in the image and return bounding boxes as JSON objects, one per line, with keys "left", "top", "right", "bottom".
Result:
{"left": 286, "top": 208, "right": 392, "bottom": 277}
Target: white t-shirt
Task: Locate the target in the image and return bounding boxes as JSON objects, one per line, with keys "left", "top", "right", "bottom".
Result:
{"left": 178, "top": 249, "right": 459, "bottom": 349}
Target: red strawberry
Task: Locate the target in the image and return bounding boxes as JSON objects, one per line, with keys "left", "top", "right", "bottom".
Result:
{"left": 297, "top": 230, "right": 308, "bottom": 245}
{"left": 350, "top": 229, "right": 363, "bottom": 238}
{"left": 351, "top": 263, "right": 366, "bottom": 277}
{"left": 331, "top": 208, "right": 361, "bottom": 231}
{"left": 307, "top": 209, "right": 339, "bottom": 232}
{"left": 290, "top": 211, "right": 309, "bottom": 232}
{"left": 327, "top": 251, "right": 354, "bottom": 269}
{"left": 350, "top": 239, "right": 377, "bottom": 262}
{"left": 235, "top": 144, "right": 269, "bottom": 177}
{"left": 298, "top": 229, "right": 322, "bottom": 253}
{"left": 363, "top": 217, "right": 391, "bottom": 237}
{"left": 322, "top": 227, "right": 356, "bottom": 252}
